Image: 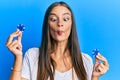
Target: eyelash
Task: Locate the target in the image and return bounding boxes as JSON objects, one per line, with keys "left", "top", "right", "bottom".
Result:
{"left": 50, "top": 18, "right": 69, "bottom": 22}
{"left": 50, "top": 18, "right": 57, "bottom": 22}
{"left": 63, "top": 18, "right": 69, "bottom": 21}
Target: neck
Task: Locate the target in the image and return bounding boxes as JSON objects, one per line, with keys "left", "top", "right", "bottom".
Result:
{"left": 52, "top": 40, "right": 69, "bottom": 59}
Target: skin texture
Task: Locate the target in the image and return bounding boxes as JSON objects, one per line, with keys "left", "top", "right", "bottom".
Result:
{"left": 49, "top": 6, "right": 72, "bottom": 73}
{"left": 6, "top": 5, "right": 109, "bottom": 80}
{"left": 49, "top": 6, "right": 72, "bottom": 42}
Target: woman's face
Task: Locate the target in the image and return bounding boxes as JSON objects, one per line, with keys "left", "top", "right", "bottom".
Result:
{"left": 48, "top": 6, "right": 72, "bottom": 42}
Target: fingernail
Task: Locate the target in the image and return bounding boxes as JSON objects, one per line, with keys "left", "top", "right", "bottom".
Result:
{"left": 98, "top": 53, "right": 100, "bottom": 55}
{"left": 96, "top": 54, "right": 99, "bottom": 58}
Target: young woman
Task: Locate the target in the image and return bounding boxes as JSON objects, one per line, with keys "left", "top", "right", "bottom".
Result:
{"left": 6, "top": 1, "right": 109, "bottom": 80}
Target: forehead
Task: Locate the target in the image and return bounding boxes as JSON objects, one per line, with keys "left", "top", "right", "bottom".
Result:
{"left": 50, "top": 6, "right": 71, "bottom": 15}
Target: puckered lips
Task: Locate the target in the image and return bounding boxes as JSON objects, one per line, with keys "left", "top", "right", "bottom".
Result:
{"left": 57, "top": 30, "right": 63, "bottom": 35}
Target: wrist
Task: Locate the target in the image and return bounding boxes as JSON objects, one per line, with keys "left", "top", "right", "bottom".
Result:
{"left": 14, "top": 54, "right": 23, "bottom": 59}
{"left": 12, "top": 55, "right": 22, "bottom": 73}
{"left": 11, "top": 67, "right": 21, "bottom": 72}
{"left": 92, "top": 76, "right": 99, "bottom": 80}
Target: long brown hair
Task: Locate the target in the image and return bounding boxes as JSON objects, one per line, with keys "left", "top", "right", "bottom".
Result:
{"left": 37, "top": 1, "right": 87, "bottom": 80}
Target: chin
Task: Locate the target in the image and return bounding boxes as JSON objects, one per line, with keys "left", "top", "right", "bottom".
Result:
{"left": 55, "top": 38, "right": 67, "bottom": 42}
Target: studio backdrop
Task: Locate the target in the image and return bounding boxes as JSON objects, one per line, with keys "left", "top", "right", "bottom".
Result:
{"left": 0, "top": 0, "right": 120, "bottom": 80}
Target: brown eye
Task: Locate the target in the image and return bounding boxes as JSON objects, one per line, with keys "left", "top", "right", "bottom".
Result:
{"left": 50, "top": 18, "right": 57, "bottom": 22}
{"left": 63, "top": 18, "right": 69, "bottom": 21}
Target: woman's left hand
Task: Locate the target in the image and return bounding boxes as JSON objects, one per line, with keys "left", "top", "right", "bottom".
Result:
{"left": 92, "top": 53, "right": 109, "bottom": 79}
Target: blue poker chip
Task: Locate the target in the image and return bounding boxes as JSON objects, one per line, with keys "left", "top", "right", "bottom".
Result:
{"left": 17, "top": 24, "right": 25, "bottom": 32}
{"left": 92, "top": 49, "right": 99, "bottom": 57}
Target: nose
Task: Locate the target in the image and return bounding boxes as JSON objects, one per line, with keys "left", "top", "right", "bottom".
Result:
{"left": 58, "top": 23, "right": 63, "bottom": 27}
{"left": 57, "top": 19, "right": 63, "bottom": 27}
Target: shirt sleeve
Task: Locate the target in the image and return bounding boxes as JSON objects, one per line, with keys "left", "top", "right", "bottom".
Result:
{"left": 21, "top": 50, "right": 30, "bottom": 80}
{"left": 82, "top": 53, "right": 93, "bottom": 80}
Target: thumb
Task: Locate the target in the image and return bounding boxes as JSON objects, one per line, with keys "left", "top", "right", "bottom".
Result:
{"left": 18, "top": 32, "right": 22, "bottom": 43}
{"left": 93, "top": 58, "right": 99, "bottom": 70}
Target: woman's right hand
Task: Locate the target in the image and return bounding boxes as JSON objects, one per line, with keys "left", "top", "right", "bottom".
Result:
{"left": 6, "top": 30, "right": 23, "bottom": 57}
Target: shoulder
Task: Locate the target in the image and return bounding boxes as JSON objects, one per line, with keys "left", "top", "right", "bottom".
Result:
{"left": 22, "top": 48, "right": 39, "bottom": 79}
{"left": 24, "top": 47, "right": 39, "bottom": 60}
{"left": 81, "top": 52, "right": 93, "bottom": 67}
{"left": 81, "top": 52, "right": 93, "bottom": 79}
{"left": 81, "top": 52, "right": 93, "bottom": 63}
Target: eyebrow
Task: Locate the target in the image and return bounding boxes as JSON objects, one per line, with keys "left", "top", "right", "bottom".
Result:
{"left": 63, "top": 13, "right": 71, "bottom": 15}
{"left": 49, "top": 12, "right": 71, "bottom": 16}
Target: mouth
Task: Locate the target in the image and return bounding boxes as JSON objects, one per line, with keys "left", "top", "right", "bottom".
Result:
{"left": 57, "top": 30, "right": 63, "bottom": 35}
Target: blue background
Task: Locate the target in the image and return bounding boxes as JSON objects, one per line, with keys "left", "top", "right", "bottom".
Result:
{"left": 0, "top": 0, "right": 120, "bottom": 80}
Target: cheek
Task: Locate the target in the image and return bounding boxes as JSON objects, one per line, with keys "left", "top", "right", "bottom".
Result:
{"left": 49, "top": 22, "right": 57, "bottom": 31}
{"left": 65, "top": 27, "right": 71, "bottom": 38}
{"left": 49, "top": 27, "right": 57, "bottom": 39}
{"left": 64, "top": 23, "right": 72, "bottom": 37}
{"left": 50, "top": 28, "right": 55, "bottom": 36}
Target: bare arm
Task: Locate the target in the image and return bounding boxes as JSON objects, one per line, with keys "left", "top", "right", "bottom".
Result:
{"left": 10, "top": 56, "right": 22, "bottom": 80}
{"left": 6, "top": 30, "right": 28, "bottom": 80}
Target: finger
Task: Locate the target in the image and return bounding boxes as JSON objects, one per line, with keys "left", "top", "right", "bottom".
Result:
{"left": 8, "top": 40, "right": 18, "bottom": 51}
{"left": 11, "top": 37, "right": 22, "bottom": 50}
{"left": 96, "top": 63, "right": 104, "bottom": 71}
{"left": 12, "top": 43, "right": 22, "bottom": 51}
{"left": 96, "top": 53, "right": 109, "bottom": 66}
{"left": 10, "top": 40, "right": 22, "bottom": 52}
{"left": 99, "top": 63, "right": 105, "bottom": 69}
{"left": 18, "top": 32, "right": 22, "bottom": 43}
{"left": 93, "top": 58, "right": 100, "bottom": 70}
{"left": 100, "top": 62, "right": 109, "bottom": 71}
{"left": 98, "top": 65, "right": 107, "bottom": 74}
{"left": 97, "top": 66, "right": 104, "bottom": 72}
{"left": 10, "top": 40, "right": 18, "bottom": 47}
{"left": 6, "top": 31, "right": 18, "bottom": 46}
{"left": 17, "top": 44, "right": 22, "bottom": 51}
{"left": 95, "top": 58, "right": 99, "bottom": 66}
{"left": 6, "top": 30, "right": 20, "bottom": 46}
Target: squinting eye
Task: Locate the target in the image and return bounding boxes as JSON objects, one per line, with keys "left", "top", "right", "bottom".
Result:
{"left": 50, "top": 18, "right": 57, "bottom": 22}
{"left": 63, "top": 18, "right": 69, "bottom": 21}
